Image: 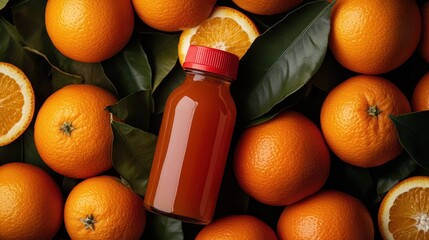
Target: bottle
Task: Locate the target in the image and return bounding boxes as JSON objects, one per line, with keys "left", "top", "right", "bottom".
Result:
{"left": 143, "top": 45, "right": 239, "bottom": 225}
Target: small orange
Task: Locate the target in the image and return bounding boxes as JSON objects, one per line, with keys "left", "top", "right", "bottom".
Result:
{"left": 419, "top": 1, "right": 429, "bottom": 63}
{"left": 329, "top": 0, "right": 421, "bottom": 74}
{"left": 233, "top": 111, "right": 330, "bottom": 206}
{"left": 277, "top": 190, "right": 374, "bottom": 240}
{"left": 45, "top": 0, "right": 134, "bottom": 63}
{"left": 132, "top": 0, "right": 216, "bottom": 32}
{"left": 412, "top": 71, "right": 429, "bottom": 111}
{"left": 178, "top": 6, "right": 259, "bottom": 65}
{"left": 34, "top": 84, "right": 117, "bottom": 179}
{"left": 378, "top": 176, "right": 429, "bottom": 239}
{"left": 0, "top": 62, "right": 35, "bottom": 146}
{"left": 320, "top": 75, "right": 411, "bottom": 168}
{"left": 64, "top": 175, "right": 146, "bottom": 240}
{"left": 195, "top": 215, "right": 277, "bottom": 240}
{"left": 232, "top": 0, "right": 303, "bottom": 15}
{"left": 0, "top": 162, "right": 63, "bottom": 240}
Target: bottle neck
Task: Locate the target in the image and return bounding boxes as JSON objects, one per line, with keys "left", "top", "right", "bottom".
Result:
{"left": 185, "top": 69, "right": 235, "bottom": 83}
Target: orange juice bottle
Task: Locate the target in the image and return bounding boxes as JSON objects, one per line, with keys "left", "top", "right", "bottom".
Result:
{"left": 143, "top": 45, "right": 239, "bottom": 224}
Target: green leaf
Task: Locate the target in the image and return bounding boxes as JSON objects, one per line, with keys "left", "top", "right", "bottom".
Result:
{"left": 152, "top": 62, "right": 186, "bottom": 114}
{"left": 140, "top": 32, "right": 180, "bottom": 92}
{"left": 142, "top": 213, "right": 184, "bottom": 240}
{"left": 374, "top": 153, "right": 417, "bottom": 196}
{"left": 390, "top": 111, "right": 429, "bottom": 170}
{"left": 107, "top": 90, "right": 154, "bottom": 131}
{"left": 0, "top": 0, "right": 8, "bottom": 10}
{"left": 232, "top": 0, "right": 334, "bottom": 124}
{"left": 111, "top": 121, "right": 157, "bottom": 196}
{"left": 12, "top": 0, "right": 117, "bottom": 95}
{"left": 102, "top": 34, "right": 152, "bottom": 98}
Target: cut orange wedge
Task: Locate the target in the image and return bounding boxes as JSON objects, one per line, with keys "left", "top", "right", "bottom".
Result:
{"left": 0, "top": 62, "right": 35, "bottom": 146}
{"left": 378, "top": 176, "right": 429, "bottom": 239}
{"left": 178, "top": 6, "right": 259, "bottom": 65}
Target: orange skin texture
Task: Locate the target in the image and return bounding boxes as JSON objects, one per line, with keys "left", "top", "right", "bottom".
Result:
{"left": 412, "top": 71, "right": 429, "bottom": 111}
{"left": 195, "top": 215, "right": 278, "bottom": 240}
{"left": 320, "top": 75, "right": 411, "bottom": 168}
{"left": 419, "top": 1, "right": 429, "bottom": 63}
{"left": 45, "top": 0, "right": 134, "bottom": 63}
{"left": 132, "top": 0, "right": 217, "bottom": 32}
{"left": 232, "top": 0, "right": 303, "bottom": 15}
{"left": 233, "top": 111, "right": 330, "bottom": 206}
{"left": 329, "top": 0, "right": 421, "bottom": 74}
{"left": 277, "top": 190, "right": 374, "bottom": 240}
{"left": 0, "top": 162, "right": 63, "bottom": 240}
{"left": 64, "top": 175, "right": 146, "bottom": 240}
{"left": 34, "top": 84, "right": 117, "bottom": 179}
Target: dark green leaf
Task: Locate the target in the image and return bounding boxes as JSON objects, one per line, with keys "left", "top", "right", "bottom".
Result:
{"left": 102, "top": 34, "right": 152, "bottom": 98}
{"left": 152, "top": 62, "right": 186, "bottom": 114}
{"left": 111, "top": 121, "right": 157, "bottom": 196}
{"left": 142, "top": 213, "right": 184, "bottom": 240}
{"left": 374, "top": 153, "right": 417, "bottom": 196}
{"left": 12, "top": 0, "right": 117, "bottom": 95}
{"left": 107, "top": 90, "right": 154, "bottom": 131}
{"left": 232, "top": 0, "right": 334, "bottom": 124}
{"left": 140, "top": 32, "right": 180, "bottom": 92}
{"left": 390, "top": 111, "right": 429, "bottom": 170}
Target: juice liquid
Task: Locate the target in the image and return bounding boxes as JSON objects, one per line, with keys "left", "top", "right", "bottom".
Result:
{"left": 143, "top": 72, "right": 236, "bottom": 224}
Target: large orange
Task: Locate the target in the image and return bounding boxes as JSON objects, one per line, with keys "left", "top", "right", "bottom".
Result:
{"left": 0, "top": 162, "right": 63, "bottom": 240}
{"left": 320, "top": 75, "right": 411, "bottom": 168}
{"left": 232, "top": 0, "right": 303, "bottom": 15}
{"left": 412, "top": 71, "right": 429, "bottom": 111}
{"left": 329, "top": 0, "right": 421, "bottom": 74}
{"left": 64, "top": 175, "right": 146, "bottom": 240}
{"left": 277, "top": 190, "right": 374, "bottom": 240}
{"left": 233, "top": 111, "right": 330, "bottom": 206}
{"left": 195, "top": 215, "right": 277, "bottom": 240}
{"left": 34, "top": 84, "right": 118, "bottom": 179}
{"left": 419, "top": 1, "right": 429, "bottom": 63}
{"left": 132, "top": 0, "right": 216, "bottom": 32}
{"left": 45, "top": 0, "right": 134, "bottom": 63}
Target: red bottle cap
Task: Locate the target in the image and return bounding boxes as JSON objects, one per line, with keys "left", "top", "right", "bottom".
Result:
{"left": 183, "top": 45, "right": 239, "bottom": 81}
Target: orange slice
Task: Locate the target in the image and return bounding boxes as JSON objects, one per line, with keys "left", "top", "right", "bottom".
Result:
{"left": 178, "top": 6, "right": 259, "bottom": 65}
{"left": 378, "top": 176, "right": 429, "bottom": 239}
{"left": 0, "top": 62, "right": 35, "bottom": 146}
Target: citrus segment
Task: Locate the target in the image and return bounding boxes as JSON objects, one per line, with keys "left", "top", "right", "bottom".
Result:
{"left": 0, "top": 62, "right": 35, "bottom": 146}
{"left": 178, "top": 6, "right": 259, "bottom": 65}
{"left": 378, "top": 176, "right": 429, "bottom": 239}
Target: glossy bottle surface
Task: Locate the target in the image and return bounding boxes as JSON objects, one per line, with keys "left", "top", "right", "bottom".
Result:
{"left": 144, "top": 70, "right": 237, "bottom": 224}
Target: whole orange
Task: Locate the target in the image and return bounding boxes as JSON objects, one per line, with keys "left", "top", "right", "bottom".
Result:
{"left": 195, "top": 215, "right": 277, "bottom": 240}
{"left": 320, "top": 75, "right": 411, "bottom": 168}
{"left": 329, "top": 0, "right": 421, "bottom": 74}
{"left": 34, "top": 84, "right": 118, "bottom": 179}
{"left": 411, "top": 71, "right": 429, "bottom": 111}
{"left": 277, "top": 190, "right": 374, "bottom": 240}
{"left": 419, "top": 1, "right": 429, "bottom": 63}
{"left": 232, "top": 0, "right": 303, "bottom": 15}
{"left": 45, "top": 0, "right": 134, "bottom": 63}
{"left": 64, "top": 175, "right": 146, "bottom": 240}
{"left": 132, "top": 0, "right": 216, "bottom": 32}
{"left": 233, "top": 111, "right": 330, "bottom": 206}
{"left": 0, "top": 162, "right": 63, "bottom": 240}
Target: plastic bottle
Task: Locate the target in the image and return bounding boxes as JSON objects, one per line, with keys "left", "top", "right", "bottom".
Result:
{"left": 143, "top": 45, "right": 239, "bottom": 224}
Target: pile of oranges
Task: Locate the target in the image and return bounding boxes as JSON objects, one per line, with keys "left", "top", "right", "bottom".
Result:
{"left": 0, "top": 0, "right": 428, "bottom": 239}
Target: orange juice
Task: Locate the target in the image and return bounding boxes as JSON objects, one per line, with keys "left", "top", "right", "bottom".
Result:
{"left": 143, "top": 45, "right": 239, "bottom": 224}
